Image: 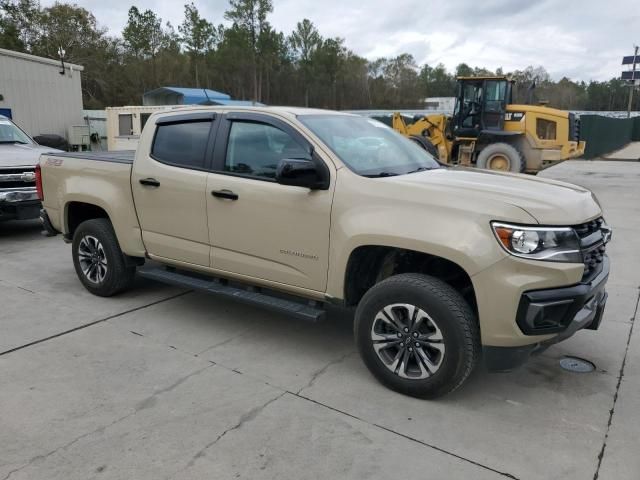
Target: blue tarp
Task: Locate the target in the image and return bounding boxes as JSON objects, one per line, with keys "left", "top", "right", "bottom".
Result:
{"left": 213, "top": 99, "right": 264, "bottom": 106}
{"left": 143, "top": 87, "right": 263, "bottom": 106}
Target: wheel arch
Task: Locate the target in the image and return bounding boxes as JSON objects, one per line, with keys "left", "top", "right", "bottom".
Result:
{"left": 65, "top": 200, "right": 110, "bottom": 238}
{"left": 342, "top": 245, "right": 478, "bottom": 319}
{"left": 61, "top": 193, "right": 146, "bottom": 257}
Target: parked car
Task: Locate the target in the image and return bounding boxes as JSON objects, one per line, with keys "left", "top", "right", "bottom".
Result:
{"left": 38, "top": 106, "right": 611, "bottom": 398}
{"left": 0, "top": 115, "right": 62, "bottom": 221}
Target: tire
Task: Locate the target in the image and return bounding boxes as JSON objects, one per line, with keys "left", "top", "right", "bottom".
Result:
{"left": 409, "top": 135, "right": 439, "bottom": 159}
{"left": 72, "top": 218, "right": 136, "bottom": 297}
{"left": 354, "top": 273, "right": 480, "bottom": 399}
{"left": 476, "top": 142, "right": 525, "bottom": 173}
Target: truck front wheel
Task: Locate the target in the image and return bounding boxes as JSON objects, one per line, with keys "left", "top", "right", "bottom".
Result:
{"left": 354, "top": 274, "right": 480, "bottom": 398}
{"left": 72, "top": 218, "right": 135, "bottom": 297}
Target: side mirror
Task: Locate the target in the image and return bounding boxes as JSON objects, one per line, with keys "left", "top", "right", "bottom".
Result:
{"left": 275, "top": 158, "right": 329, "bottom": 190}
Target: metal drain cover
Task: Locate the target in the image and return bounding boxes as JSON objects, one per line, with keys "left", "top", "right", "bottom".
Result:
{"left": 560, "top": 356, "right": 596, "bottom": 373}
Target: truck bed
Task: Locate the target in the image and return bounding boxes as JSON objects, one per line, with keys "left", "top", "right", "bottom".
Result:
{"left": 50, "top": 150, "right": 135, "bottom": 164}
{"left": 40, "top": 149, "right": 145, "bottom": 257}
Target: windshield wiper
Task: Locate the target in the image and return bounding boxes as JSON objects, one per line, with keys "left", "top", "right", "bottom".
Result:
{"left": 0, "top": 140, "right": 29, "bottom": 144}
{"left": 406, "top": 166, "right": 435, "bottom": 174}
{"left": 362, "top": 171, "right": 398, "bottom": 178}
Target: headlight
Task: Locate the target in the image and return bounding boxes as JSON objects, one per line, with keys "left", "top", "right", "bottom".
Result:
{"left": 491, "top": 222, "right": 582, "bottom": 263}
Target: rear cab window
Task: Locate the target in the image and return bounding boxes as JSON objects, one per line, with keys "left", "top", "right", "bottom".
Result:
{"left": 151, "top": 119, "right": 213, "bottom": 169}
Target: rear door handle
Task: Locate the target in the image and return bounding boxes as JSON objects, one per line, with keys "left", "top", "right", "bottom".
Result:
{"left": 139, "top": 178, "right": 160, "bottom": 187}
{"left": 211, "top": 189, "right": 238, "bottom": 201}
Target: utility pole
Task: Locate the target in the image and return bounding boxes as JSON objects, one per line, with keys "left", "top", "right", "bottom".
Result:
{"left": 627, "top": 45, "right": 638, "bottom": 119}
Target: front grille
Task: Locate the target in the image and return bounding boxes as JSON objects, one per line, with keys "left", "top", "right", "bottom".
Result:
{"left": 573, "top": 217, "right": 606, "bottom": 281}
{"left": 0, "top": 167, "right": 36, "bottom": 189}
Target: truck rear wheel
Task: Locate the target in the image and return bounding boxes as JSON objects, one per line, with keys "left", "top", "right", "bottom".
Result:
{"left": 354, "top": 273, "right": 480, "bottom": 399}
{"left": 72, "top": 218, "right": 135, "bottom": 297}
{"left": 476, "top": 142, "right": 525, "bottom": 173}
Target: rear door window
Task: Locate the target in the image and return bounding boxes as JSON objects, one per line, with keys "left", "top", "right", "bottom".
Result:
{"left": 151, "top": 121, "right": 212, "bottom": 169}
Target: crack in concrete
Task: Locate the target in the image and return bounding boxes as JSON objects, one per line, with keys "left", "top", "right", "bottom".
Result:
{"left": 135, "top": 364, "right": 214, "bottom": 411}
{"left": 0, "top": 363, "right": 215, "bottom": 480}
{"left": 296, "top": 351, "right": 356, "bottom": 395}
{"left": 289, "top": 391, "right": 521, "bottom": 480}
{"left": 0, "top": 290, "right": 194, "bottom": 357}
{"left": 592, "top": 286, "right": 640, "bottom": 480}
{"left": 1, "top": 410, "right": 135, "bottom": 480}
{"left": 177, "top": 392, "right": 286, "bottom": 475}
{"left": 166, "top": 349, "right": 520, "bottom": 478}
{"left": 195, "top": 327, "right": 252, "bottom": 356}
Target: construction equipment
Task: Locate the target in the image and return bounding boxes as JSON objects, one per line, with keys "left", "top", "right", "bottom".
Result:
{"left": 392, "top": 76, "right": 586, "bottom": 173}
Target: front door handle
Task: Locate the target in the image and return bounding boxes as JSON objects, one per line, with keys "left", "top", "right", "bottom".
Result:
{"left": 211, "top": 189, "right": 238, "bottom": 201}
{"left": 139, "top": 178, "right": 160, "bottom": 187}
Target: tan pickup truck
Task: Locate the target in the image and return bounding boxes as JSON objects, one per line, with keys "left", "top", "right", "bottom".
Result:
{"left": 38, "top": 106, "right": 611, "bottom": 398}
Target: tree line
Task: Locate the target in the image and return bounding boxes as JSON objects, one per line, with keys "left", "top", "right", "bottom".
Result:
{"left": 0, "top": 0, "right": 637, "bottom": 112}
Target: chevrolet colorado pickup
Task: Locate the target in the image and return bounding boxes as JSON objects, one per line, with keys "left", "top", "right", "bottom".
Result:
{"left": 38, "top": 106, "right": 611, "bottom": 398}
{"left": 0, "top": 115, "right": 61, "bottom": 221}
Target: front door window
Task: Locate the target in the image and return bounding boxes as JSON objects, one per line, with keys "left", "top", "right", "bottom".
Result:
{"left": 224, "top": 121, "right": 310, "bottom": 179}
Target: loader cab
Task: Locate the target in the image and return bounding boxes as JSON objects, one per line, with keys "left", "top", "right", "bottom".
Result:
{"left": 452, "top": 77, "right": 513, "bottom": 138}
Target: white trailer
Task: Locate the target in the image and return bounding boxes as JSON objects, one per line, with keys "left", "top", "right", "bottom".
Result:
{"left": 106, "top": 106, "right": 170, "bottom": 151}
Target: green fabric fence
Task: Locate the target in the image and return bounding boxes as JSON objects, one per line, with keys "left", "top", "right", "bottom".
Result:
{"left": 633, "top": 116, "right": 640, "bottom": 141}
{"left": 580, "top": 115, "right": 640, "bottom": 159}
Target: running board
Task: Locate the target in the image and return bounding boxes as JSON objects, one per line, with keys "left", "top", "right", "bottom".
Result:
{"left": 137, "top": 267, "right": 325, "bottom": 322}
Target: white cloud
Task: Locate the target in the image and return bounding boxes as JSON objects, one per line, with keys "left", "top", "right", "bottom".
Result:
{"left": 41, "top": 0, "right": 640, "bottom": 81}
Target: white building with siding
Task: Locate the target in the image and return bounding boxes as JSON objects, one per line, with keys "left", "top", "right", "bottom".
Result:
{"left": 0, "top": 48, "right": 84, "bottom": 138}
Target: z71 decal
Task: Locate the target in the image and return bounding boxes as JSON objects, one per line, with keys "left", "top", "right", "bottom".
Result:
{"left": 45, "top": 158, "right": 64, "bottom": 166}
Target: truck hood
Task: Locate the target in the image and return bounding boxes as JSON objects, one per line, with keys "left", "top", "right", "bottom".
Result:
{"left": 389, "top": 167, "right": 601, "bottom": 225}
{"left": 0, "top": 143, "right": 63, "bottom": 168}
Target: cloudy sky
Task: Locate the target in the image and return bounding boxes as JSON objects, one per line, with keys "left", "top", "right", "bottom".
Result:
{"left": 43, "top": 0, "right": 639, "bottom": 82}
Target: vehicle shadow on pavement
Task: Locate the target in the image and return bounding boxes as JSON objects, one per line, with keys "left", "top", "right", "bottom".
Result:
{"left": 0, "top": 219, "right": 42, "bottom": 239}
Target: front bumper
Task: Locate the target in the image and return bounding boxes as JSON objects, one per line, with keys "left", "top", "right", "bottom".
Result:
{"left": 484, "top": 256, "right": 609, "bottom": 371}
{"left": 516, "top": 256, "right": 609, "bottom": 335}
{"left": 0, "top": 188, "right": 39, "bottom": 203}
{"left": 0, "top": 188, "right": 41, "bottom": 220}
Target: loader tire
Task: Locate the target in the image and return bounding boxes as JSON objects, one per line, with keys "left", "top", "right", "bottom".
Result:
{"left": 409, "top": 135, "right": 440, "bottom": 159}
{"left": 476, "top": 143, "right": 525, "bottom": 173}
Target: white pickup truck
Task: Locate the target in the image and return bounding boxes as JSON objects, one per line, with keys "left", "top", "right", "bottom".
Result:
{"left": 0, "top": 115, "right": 61, "bottom": 221}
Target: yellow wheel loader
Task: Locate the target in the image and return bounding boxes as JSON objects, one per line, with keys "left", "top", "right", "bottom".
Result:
{"left": 392, "top": 76, "right": 586, "bottom": 174}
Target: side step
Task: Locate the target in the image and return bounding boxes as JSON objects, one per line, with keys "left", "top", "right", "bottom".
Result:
{"left": 138, "top": 267, "right": 326, "bottom": 322}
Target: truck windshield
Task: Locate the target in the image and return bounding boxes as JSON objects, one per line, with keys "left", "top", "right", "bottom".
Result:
{"left": 299, "top": 114, "right": 439, "bottom": 177}
{"left": 0, "top": 118, "right": 33, "bottom": 145}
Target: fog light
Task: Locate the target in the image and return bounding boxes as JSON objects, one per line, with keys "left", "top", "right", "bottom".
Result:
{"left": 524, "top": 299, "right": 574, "bottom": 331}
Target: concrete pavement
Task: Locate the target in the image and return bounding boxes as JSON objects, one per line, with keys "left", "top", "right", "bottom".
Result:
{"left": 604, "top": 142, "right": 640, "bottom": 161}
{"left": 1, "top": 160, "right": 639, "bottom": 480}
